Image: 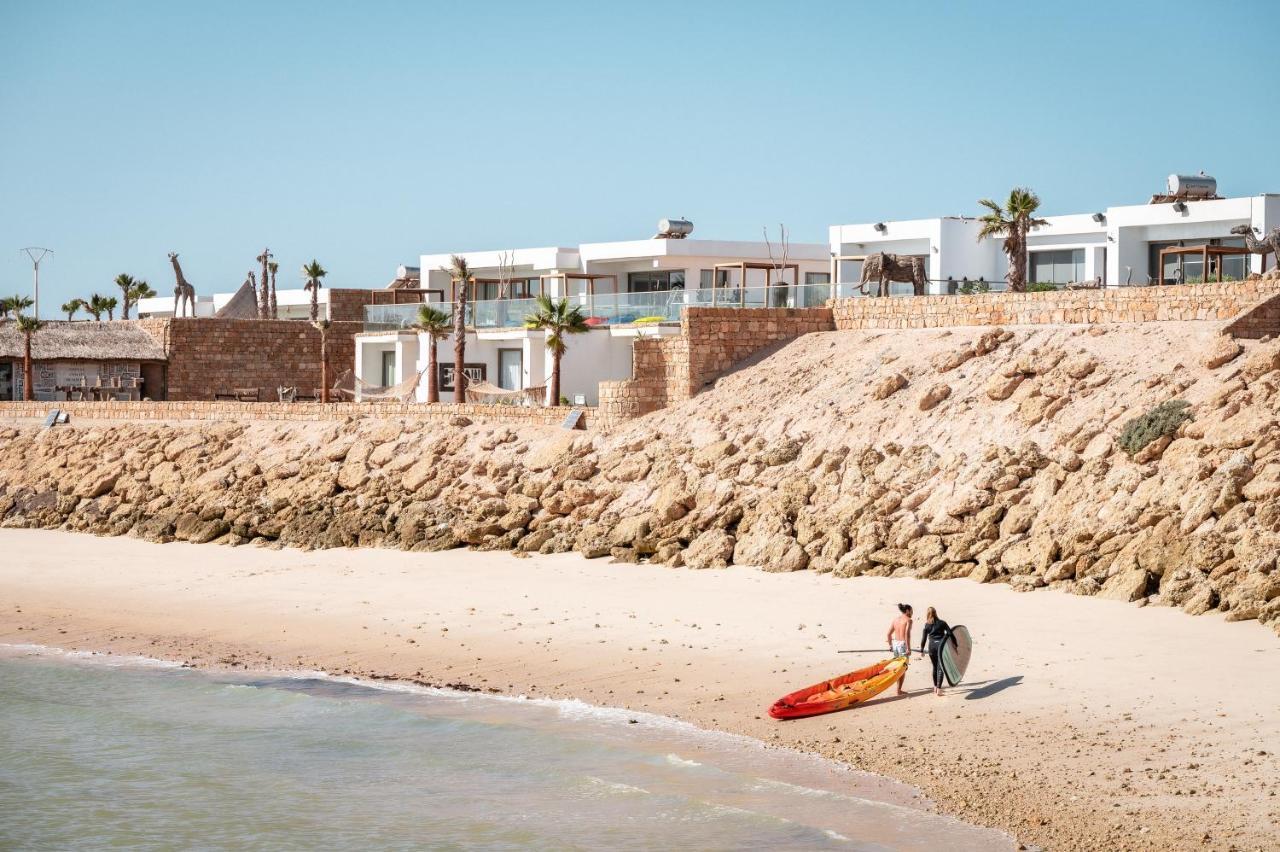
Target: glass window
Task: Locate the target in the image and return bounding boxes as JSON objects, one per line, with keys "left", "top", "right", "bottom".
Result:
{"left": 380, "top": 351, "right": 396, "bottom": 387}
{"left": 804, "top": 272, "right": 831, "bottom": 285}
{"left": 1028, "top": 249, "right": 1085, "bottom": 285}
{"left": 627, "top": 270, "right": 686, "bottom": 293}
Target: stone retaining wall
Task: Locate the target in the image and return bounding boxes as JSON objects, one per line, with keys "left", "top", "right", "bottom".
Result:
{"left": 830, "top": 280, "right": 1280, "bottom": 330}
{"left": 0, "top": 400, "right": 590, "bottom": 428}
{"left": 1222, "top": 287, "right": 1280, "bottom": 339}
{"left": 152, "top": 318, "right": 363, "bottom": 402}
{"left": 598, "top": 307, "right": 834, "bottom": 427}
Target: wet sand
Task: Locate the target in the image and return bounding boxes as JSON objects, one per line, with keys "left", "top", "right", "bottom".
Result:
{"left": 1, "top": 528, "right": 1277, "bottom": 850}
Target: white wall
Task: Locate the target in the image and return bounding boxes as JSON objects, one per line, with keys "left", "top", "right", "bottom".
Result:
{"left": 354, "top": 334, "right": 405, "bottom": 392}
{"left": 937, "top": 218, "right": 999, "bottom": 290}
{"left": 550, "top": 328, "right": 632, "bottom": 405}
{"left": 407, "top": 327, "right": 631, "bottom": 406}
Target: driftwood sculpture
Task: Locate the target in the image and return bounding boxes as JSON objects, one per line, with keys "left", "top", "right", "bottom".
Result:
{"left": 168, "top": 252, "right": 197, "bottom": 317}
{"left": 1231, "top": 224, "right": 1280, "bottom": 274}
{"left": 859, "top": 252, "right": 928, "bottom": 297}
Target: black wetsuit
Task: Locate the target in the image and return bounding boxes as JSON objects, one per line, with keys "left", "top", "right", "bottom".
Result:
{"left": 920, "top": 619, "right": 952, "bottom": 688}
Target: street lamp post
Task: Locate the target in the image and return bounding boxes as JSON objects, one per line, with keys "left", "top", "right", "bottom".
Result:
{"left": 20, "top": 247, "right": 53, "bottom": 319}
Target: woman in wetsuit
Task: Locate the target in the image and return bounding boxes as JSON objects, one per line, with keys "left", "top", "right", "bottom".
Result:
{"left": 918, "top": 607, "right": 952, "bottom": 696}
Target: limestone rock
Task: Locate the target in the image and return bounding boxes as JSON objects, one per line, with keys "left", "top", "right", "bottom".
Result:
{"left": 918, "top": 383, "right": 952, "bottom": 411}
{"left": 985, "top": 373, "right": 1024, "bottom": 401}
{"left": 73, "top": 466, "right": 121, "bottom": 499}
{"left": 1203, "top": 337, "right": 1243, "bottom": 369}
{"left": 733, "top": 530, "right": 808, "bottom": 572}
{"left": 871, "top": 373, "right": 908, "bottom": 401}
{"left": 683, "top": 529, "right": 735, "bottom": 569}
{"left": 1098, "top": 568, "right": 1151, "bottom": 602}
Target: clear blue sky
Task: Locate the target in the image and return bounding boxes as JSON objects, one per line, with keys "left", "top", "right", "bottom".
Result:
{"left": 2, "top": 0, "right": 1277, "bottom": 316}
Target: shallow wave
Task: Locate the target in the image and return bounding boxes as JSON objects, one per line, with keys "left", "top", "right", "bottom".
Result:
{"left": 0, "top": 643, "right": 182, "bottom": 668}
{"left": 664, "top": 753, "right": 703, "bottom": 768}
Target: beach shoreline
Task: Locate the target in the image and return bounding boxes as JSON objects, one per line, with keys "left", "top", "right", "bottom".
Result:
{"left": 3, "top": 528, "right": 1277, "bottom": 850}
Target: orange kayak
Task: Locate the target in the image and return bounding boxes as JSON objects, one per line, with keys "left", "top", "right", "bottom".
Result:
{"left": 768, "top": 656, "right": 907, "bottom": 720}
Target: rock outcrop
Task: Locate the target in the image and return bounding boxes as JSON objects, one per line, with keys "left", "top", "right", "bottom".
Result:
{"left": 2, "top": 322, "right": 1279, "bottom": 636}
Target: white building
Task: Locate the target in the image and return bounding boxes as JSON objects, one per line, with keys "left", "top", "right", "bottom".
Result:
{"left": 356, "top": 223, "right": 831, "bottom": 405}
{"left": 830, "top": 177, "right": 1280, "bottom": 295}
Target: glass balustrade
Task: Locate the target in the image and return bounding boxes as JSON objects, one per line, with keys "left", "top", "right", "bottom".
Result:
{"left": 362, "top": 283, "right": 842, "bottom": 332}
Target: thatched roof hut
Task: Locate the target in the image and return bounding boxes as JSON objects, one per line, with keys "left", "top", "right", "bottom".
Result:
{"left": 214, "top": 280, "right": 259, "bottom": 319}
{"left": 0, "top": 320, "right": 166, "bottom": 362}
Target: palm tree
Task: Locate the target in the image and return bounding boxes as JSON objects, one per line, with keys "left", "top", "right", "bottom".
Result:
{"left": 114, "top": 274, "right": 156, "bottom": 319}
{"left": 114, "top": 274, "right": 136, "bottom": 318}
{"left": 102, "top": 296, "right": 119, "bottom": 320}
{"left": 312, "top": 319, "right": 331, "bottom": 403}
{"left": 268, "top": 261, "right": 279, "bottom": 319}
{"left": 302, "top": 260, "right": 327, "bottom": 322}
{"left": 977, "top": 188, "right": 1049, "bottom": 293}
{"left": 524, "top": 294, "right": 590, "bottom": 406}
{"left": 2, "top": 294, "right": 34, "bottom": 319}
{"left": 61, "top": 299, "right": 84, "bottom": 321}
{"left": 85, "top": 294, "right": 109, "bottom": 320}
{"left": 413, "top": 305, "right": 451, "bottom": 403}
{"left": 15, "top": 315, "right": 42, "bottom": 401}
{"left": 128, "top": 279, "right": 157, "bottom": 317}
{"left": 444, "top": 255, "right": 472, "bottom": 403}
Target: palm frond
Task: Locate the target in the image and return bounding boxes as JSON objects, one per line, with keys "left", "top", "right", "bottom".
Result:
{"left": 415, "top": 304, "right": 451, "bottom": 337}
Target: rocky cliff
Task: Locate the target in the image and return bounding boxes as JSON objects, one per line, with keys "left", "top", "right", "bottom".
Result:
{"left": 2, "top": 321, "right": 1279, "bottom": 634}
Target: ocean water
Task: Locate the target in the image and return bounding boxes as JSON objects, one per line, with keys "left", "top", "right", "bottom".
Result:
{"left": 0, "top": 647, "right": 1011, "bottom": 851}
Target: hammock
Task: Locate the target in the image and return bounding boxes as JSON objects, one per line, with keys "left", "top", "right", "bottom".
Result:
{"left": 330, "top": 369, "right": 357, "bottom": 400}
{"left": 465, "top": 380, "right": 548, "bottom": 407}
{"left": 353, "top": 368, "right": 426, "bottom": 403}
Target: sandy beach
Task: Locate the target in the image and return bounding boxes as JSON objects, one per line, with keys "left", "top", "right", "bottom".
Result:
{"left": 2, "top": 528, "right": 1277, "bottom": 850}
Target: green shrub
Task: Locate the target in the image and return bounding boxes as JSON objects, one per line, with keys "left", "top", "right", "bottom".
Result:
{"left": 1117, "top": 400, "right": 1192, "bottom": 456}
{"left": 1026, "top": 281, "right": 1059, "bottom": 292}
{"left": 957, "top": 280, "right": 991, "bottom": 295}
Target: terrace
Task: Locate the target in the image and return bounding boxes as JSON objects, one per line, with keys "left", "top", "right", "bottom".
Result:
{"left": 362, "top": 282, "right": 836, "bottom": 331}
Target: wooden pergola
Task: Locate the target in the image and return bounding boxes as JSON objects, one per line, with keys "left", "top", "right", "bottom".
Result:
{"left": 1156, "top": 244, "right": 1252, "bottom": 284}
{"left": 450, "top": 276, "right": 547, "bottom": 303}
{"left": 368, "top": 288, "right": 444, "bottom": 305}
{"left": 709, "top": 261, "right": 800, "bottom": 306}
{"left": 538, "top": 272, "right": 619, "bottom": 315}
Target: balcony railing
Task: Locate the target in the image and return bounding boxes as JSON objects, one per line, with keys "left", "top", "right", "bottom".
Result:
{"left": 362, "top": 282, "right": 838, "bottom": 332}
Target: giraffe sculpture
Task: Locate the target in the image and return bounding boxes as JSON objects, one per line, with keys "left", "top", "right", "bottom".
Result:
{"left": 168, "top": 252, "right": 197, "bottom": 317}
{"left": 1230, "top": 224, "right": 1280, "bottom": 277}
{"left": 268, "top": 260, "right": 279, "bottom": 319}
{"left": 256, "top": 247, "right": 272, "bottom": 318}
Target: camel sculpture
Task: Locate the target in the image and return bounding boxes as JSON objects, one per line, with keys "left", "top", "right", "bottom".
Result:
{"left": 1230, "top": 224, "right": 1280, "bottom": 276}
{"left": 859, "top": 252, "right": 928, "bottom": 297}
{"left": 168, "top": 252, "right": 197, "bottom": 317}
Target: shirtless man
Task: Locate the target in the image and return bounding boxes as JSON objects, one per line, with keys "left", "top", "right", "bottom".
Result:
{"left": 886, "top": 603, "right": 913, "bottom": 696}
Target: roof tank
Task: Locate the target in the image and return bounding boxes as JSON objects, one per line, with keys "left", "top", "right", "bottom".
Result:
{"left": 1166, "top": 172, "right": 1217, "bottom": 199}
{"left": 655, "top": 218, "right": 694, "bottom": 239}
